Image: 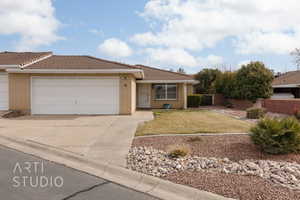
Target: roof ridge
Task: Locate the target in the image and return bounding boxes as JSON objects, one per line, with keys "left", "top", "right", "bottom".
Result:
{"left": 135, "top": 64, "right": 194, "bottom": 79}
{"left": 84, "top": 55, "right": 138, "bottom": 69}
{"left": 21, "top": 52, "right": 53, "bottom": 67}
{"left": 0, "top": 51, "right": 52, "bottom": 54}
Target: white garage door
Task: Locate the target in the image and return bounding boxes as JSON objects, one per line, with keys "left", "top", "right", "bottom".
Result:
{"left": 0, "top": 73, "right": 8, "bottom": 110}
{"left": 31, "top": 77, "right": 119, "bottom": 115}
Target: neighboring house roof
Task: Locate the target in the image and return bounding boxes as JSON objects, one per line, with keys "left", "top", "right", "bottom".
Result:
{"left": 26, "top": 55, "right": 136, "bottom": 70}
{"left": 272, "top": 71, "right": 300, "bottom": 87}
{"left": 135, "top": 65, "right": 194, "bottom": 81}
{"left": 0, "top": 51, "right": 52, "bottom": 66}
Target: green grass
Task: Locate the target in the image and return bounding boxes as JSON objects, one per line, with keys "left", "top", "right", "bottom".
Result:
{"left": 135, "top": 109, "right": 252, "bottom": 136}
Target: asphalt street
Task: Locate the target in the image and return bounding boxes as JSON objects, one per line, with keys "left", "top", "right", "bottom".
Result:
{"left": 0, "top": 145, "right": 159, "bottom": 200}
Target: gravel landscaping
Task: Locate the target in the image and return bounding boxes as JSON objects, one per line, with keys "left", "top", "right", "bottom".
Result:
{"left": 132, "top": 135, "right": 300, "bottom": 163}
{"left": 128, "top": 135, "right": 300, "bottom": 200}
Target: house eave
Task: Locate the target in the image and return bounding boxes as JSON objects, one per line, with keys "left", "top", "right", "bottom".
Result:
{"left": 137, "top": 80, "right": 198, "bottom": 84}
{"left": 0, "top": 65, "right": 20, "bottom": 69}
{"left": 5, "top": 69, "right": 144, "bottom": 79}
{"left": 272, "top": 84, "right": 300, "bottom": 88}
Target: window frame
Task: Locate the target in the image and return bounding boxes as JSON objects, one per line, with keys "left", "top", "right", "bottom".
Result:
{"left": 154, "top": 83, "right": 177, "bottom": 101}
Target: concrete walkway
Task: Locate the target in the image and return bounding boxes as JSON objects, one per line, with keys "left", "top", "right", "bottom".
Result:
{"left": 0, "top": 111, "right": 153, "bottom": 167}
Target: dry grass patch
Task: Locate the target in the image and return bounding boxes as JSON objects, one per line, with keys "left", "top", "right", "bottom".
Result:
{"left": 136, "top": 110, "right": 252, "bottom": 136}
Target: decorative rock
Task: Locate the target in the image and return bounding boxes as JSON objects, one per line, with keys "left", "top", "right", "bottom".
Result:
{"left": 127, "top": 146, "right": 300, "bottom": 190}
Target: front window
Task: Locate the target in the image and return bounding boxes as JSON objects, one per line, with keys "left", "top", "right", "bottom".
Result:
{"left": 154, "top": 84, "right": 177, "bottom": 100}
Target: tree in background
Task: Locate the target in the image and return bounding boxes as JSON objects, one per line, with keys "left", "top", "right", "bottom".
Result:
{"left": 195, "top": 69, "right": 222, "bottom": 94}
{"left": 234, "top": 62, "right": 274, "bottom": 101}
{"left": 177, "top": 67, "right": 186, "bottom": 74}
{"left": 215, "top": 71, "right": 237, "bottom": 98}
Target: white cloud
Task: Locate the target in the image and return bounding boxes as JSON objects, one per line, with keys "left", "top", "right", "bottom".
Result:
{"left": 199, "top": 55, "right": 224, "bottom": 67}
{"left": 98, "top": 38, "right": 133, "bottom": 58}
{"left": 143, "top": 47, "right": 223, "bottom": 69}
{"left": 238, "top": 60, "right": 251, "bottom": 67}
{"left": 144, "top": 48, "right": 197, "bottom": 67}
{"left": 0, "top": 0, "right": 61, "bottom": 51}
{"left": 132, "top": 0, "right": 300, "bottom": 55}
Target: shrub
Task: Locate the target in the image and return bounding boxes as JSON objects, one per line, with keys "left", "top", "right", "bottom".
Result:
{"left": 235, "top": 62, "right": 274, "bottom": 101}
{"left": 246, "top": 108, "right": 266, "bottom": 119}
{"left": 250, "top": 117, "right": 300, "bottom": 154}
{"left": 166, "top": 144, "right": 190, "bottom": 158}
{"left": 294, "top": 109, "right": 300, "bottom": 120}
{"left": 201, "top": 95, "right": 213, "bottom": 106}
{"left": 224, "top": 99, "right": 233, "bottom": 108}
{"left": 187, "top": 94, "right": 202, "bottom": 108}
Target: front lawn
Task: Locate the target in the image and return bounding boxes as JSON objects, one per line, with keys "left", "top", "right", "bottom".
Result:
{"left": 135, "top": 109, "right": 252, "bottom": 136}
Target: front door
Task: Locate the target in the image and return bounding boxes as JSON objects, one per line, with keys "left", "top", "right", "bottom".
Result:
{"left": 137, "top": 84, "right": 151, "bottom": 108}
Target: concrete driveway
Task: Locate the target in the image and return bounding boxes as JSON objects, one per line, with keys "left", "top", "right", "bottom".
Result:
{"left": 0, "top": 111, "right": 153, "bottom": 167}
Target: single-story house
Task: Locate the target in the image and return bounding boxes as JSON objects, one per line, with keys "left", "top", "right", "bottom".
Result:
{"left": 272, "top": 71, "right": 300, "bottom": 99}
{"left": 0, "top": 52, "right": 197, "bottom": 115}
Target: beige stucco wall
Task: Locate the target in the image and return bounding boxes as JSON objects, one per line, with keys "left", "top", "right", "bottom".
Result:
{"left": 119, "top": 74, "right": 136, "bottom": 115}
{"left": 9, "top": 73, "right": 135, "bottom": 115}
{"left": 131, "top": 78, "right": 136, "bottom": 113}
{"left": 150, "top": 83, "right": 185, "bottom": 109}
{"left": 187, "top": 84, "right": 194, "bottom": 95}
{"left": 9, "top": 73, "right": 31, "bottom": 113}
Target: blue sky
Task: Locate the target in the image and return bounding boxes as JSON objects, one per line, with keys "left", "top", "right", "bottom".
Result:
{"left": 0, "top": 0, "right": 299, "bottom": 73}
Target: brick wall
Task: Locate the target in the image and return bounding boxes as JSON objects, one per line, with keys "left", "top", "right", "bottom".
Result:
{"left": 213, "top": 94, "right": 225, "bottom": 106}
{"left": 263, "top": 99, "right": 300, "bottom": 115}
{"left": 213, "top": 94, "right": 254, "bottom": 110}
{"left": 228, "top": 99, "right": 254, "bottom": 110}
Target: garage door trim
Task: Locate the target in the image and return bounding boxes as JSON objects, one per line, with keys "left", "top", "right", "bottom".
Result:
{"left": 0, "top": 72, "right": 8, "bottom": 110}
{"left": 30, "top": 76, "right": 120, "bottom": 115}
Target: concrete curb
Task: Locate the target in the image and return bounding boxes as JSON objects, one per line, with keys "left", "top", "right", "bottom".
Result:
{"left": 136, "top": 132, "right": 249, "bottom": 138}
{"left": 0, "top": 135, "right": 234, "bottom": 200}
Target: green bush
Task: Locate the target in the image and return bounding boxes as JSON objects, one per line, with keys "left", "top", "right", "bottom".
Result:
{"left": 294, "top": 109, "right": 300, "bottom": 120}
{"left": 201, "top": 95, "right": 213, "bottom": 106}
{"left": 167, "top": 144, "right": 190, "bottom": 158}
{"left": 235, "top": 62, "right": 274, "bottom": 101}
{"left": 224, "top": 99, "right": 233, "bottom": 108}
{"left": 187, "top": 94, "right": 202, "bottom": 108}
{"left": 246, "top": 108, "right": 266, "bottom": 119}
{"left": 250, "top": 117, "right": 300, "bottom": 154}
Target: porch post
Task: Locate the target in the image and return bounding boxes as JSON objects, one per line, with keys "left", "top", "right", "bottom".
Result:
{"left": 183, "top": 83, "right": 187, "bottom": 109}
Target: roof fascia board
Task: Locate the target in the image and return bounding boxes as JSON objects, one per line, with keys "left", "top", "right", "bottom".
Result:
{"left": 0, "top": 65, "right": 20, "bottom": 69}
{"left": 273, "top": 84, "right": 300, "bottom": 88}
{"left": 6, "top": 69, "right": 144, "bottom": 78}
{"left": 137, "top": 80, "right": 198, "bottom": 84}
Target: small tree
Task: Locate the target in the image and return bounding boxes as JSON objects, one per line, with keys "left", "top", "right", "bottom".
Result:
{"left": 234, "top": 62, "right": 274, "bottom": 101}
{"left": 195, "top": 69, "right": 222, "bottom": 94}
{"left": 177, "top": 67, "right": 186, "bottom": 74}
{"left": 215, "top": 71, "right": 237, "bottom": 98}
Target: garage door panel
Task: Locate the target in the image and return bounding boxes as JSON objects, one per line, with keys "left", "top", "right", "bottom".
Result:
{"left": 0, "top": 74, "right": 8, "bottom": 110}
{"left": 31, "top": 77, "right": 119, "bottom": 115}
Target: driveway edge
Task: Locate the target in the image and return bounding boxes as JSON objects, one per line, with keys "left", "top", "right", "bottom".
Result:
{"left": 0, "top": 135, "right": 234, "bottom": 200}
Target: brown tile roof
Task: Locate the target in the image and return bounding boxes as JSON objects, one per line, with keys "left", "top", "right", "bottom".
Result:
{"left": 1, "top": 51, "right": 195, "bottom": 81}
{"left": 272, "top": 71, "right": 300, "bottom": 86}
{"left": 26, "top": 55, "right": 136, "bottom": 70}
{"left": 0, "top": 51, "right": 52, "bottom": 66}
{"left": 135, "top": 65, "right": 194, "bottom": 80}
